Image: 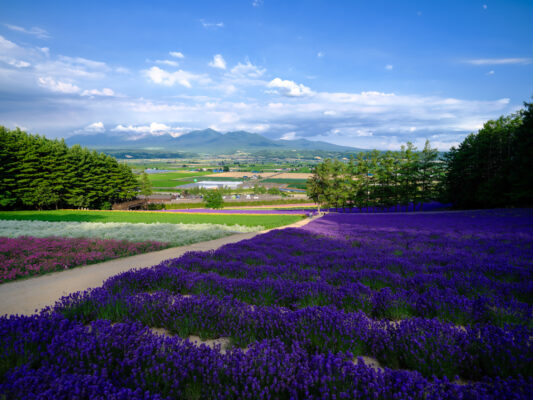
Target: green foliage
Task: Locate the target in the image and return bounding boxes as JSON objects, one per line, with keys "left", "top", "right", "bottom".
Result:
{"left": 444, "top": 99, "right": 533, "bottom": 208}
{"left": 139, "top": 172, "right": 153, "bottom": 196}
{"left": 252, "top": 185, "right": 267, "bottom": 195}
{"left": 267, "top": 187, "right": 282, "bottom": 195}
{"left": 203, "top": 190, "right": 224, "bottom": 209}
{"left": 307, "top": 142, "right": 442, "bottom": 210}
{"left": 0, "top": 127, "right": 139, "bottom": 210}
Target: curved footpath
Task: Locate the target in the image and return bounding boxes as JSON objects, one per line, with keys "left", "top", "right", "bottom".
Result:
{"left": 0, "top": 217, "right": 316, "bottom": 316}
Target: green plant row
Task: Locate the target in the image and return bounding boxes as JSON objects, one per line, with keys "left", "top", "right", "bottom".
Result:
{"left": 0, "top": 210, "right": 304, "bottom": 229}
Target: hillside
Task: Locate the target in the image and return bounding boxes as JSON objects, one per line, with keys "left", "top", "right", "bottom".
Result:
{"left": 65, "top": 128, "right": 361, "bottom": 154}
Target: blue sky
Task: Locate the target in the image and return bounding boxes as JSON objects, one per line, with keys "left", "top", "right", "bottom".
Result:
{"left": 1, "top": 0, "right": 532, "bottom": 150}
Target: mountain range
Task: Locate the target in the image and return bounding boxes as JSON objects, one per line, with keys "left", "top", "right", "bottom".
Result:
{"left": 65, "top": 129, "right": 361, "bottom": 154}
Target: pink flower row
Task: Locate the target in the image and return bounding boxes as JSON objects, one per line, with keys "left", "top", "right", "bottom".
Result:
{"left": 0, "top": 236, "right": 168, "bottom": 284}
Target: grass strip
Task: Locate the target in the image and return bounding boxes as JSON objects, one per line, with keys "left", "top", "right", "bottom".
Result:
{"left": 0, "top": 210, "right": 304, "bottom": 229}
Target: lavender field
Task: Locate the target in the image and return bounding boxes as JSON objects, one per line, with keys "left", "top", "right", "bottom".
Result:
{"left": 0, "top": 236, "right": 168, "bottom": 283}
{"left": 1, "top": 210, "right": 532, "bottom": 399}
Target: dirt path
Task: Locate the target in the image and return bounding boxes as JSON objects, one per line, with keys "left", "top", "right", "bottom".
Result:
{"left": 0, "top": 217, "right": 315, "bottom": 316}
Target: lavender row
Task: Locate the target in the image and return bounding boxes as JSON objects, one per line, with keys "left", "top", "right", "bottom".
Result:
{"left": 52, "top": 289, "right": 532, "bottom": 381}
{"left": 1, "top": 314, "right": 531, "bottom": 400}
{"left": 323, "top": 201, "right": 452, "bottom": 213}
{"left": 101, "top": 258, "right": 531, "bottom": 327}
{"left": 166, "top": 230, "right": 533, "bottom": 306}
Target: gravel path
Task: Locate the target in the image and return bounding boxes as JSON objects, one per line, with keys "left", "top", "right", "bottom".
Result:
{"left": 0, "top": 217, "right": 315, "bottom": 316}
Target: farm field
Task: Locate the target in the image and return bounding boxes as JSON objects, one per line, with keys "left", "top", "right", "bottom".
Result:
{"left": 0, "top": 236, "right": 167, "bottom": 284}
{"left": 0, "top": 220, "right": 262, "bottom": 247}
{"left": 1, "top": 209, "right": 531, "bottom": 398}
{"left": 147, "top": 171, "right": 212, "bottom": 187}
{"left": 0, "top": 210, "right": 304, "bottom": 229}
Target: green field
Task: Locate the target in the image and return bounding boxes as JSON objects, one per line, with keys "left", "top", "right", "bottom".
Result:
{"left": 262, "top": 178, "right": 308, "bottom": 190}
{"left": 0, "top": 210, "right": 304, "bottom": 229}
{"left": 262, "top": 178, "right": 308, "bottom": 184}
{"left": 147, "top": 171, "right": 212, "bottom": 187}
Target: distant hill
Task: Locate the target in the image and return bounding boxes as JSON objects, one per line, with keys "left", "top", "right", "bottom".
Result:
{"left": 65, "top": 128, "right": 362, "bottom": 154}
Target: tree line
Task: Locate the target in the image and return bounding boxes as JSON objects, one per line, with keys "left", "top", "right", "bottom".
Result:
{"left": 444, "top": 100, "right": 533, "bottom": 208}
{"left": 308, "top": 98, "right": 533, "bottom": 210}
{"left": 307, "top": 140, "right": 443, "bottom": 211}
{"left": 0, "top": 127, "right": 139, "bottom": 210}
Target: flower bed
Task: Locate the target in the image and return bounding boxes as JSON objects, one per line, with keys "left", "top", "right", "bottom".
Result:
{"left": 0, "top": 236, "right": 167, "bottom": 283}
{"left": 1, "top": 209, "right": 532, "bottom": 398}
{"left": 0, "top": 220, "right": 262, "bottom": 246}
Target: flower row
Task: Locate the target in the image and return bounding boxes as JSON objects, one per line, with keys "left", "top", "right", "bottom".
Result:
{"left": 0, "top": 236, "right": 167, "bottom": 283}
{"left": 0, "top": 219, "right": 262, "bottom": 246}
{"left": 1, "top": 314, "right": 531, "bottom": 399}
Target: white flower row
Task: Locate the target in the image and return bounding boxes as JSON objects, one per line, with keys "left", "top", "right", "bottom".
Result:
{"left": 0, "top": 220, "right": 263, "bottom": 246}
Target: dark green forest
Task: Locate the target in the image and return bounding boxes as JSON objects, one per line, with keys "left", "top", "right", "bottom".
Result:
{"left": 444, "top": 100, "right": 533, "bottom": 208}
{"left": 0, "top": 127, "right": 138, "bottom": 210}
{"left": 308, "top": 99, "right": 533, "bottom": 210}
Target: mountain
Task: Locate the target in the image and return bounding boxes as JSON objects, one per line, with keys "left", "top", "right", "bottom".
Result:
{"left": 66, "top": 129, "right": 361, "bottom": 154}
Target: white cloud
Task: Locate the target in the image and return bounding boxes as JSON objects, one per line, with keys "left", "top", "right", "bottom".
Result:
{"left": 201, "top": 20, "right": 224, "bottom": 28}
{"left": 483, "top": 4, "right": 487, "bottom": 10}
{"left": 38, "top": 77, "right": 80, "bottom": 93}
{"left": 280, "top": 131, "right": 297, "bottom": 140}
{"left": 3, "top": 58, "right": 30, "bottom": 68}
{"left": 81, "top": 88, "right": 115, "bottom": 97}
{"left": 0, "top": 35, "right": 18, "bottom": 50}
{"left": 34, "top": 55, "right": 110, "bottom": 80}
{"left": 252, "top": 0, "right": 263, "bottom": 6}
{"left": 58, "top": 56, "right": 108, "bottom": 70}
{"left": 40, "top": 47, "right": 50, "bottom": 57}
{"left": 84, "top": 122, "right": 105, "bottom": 132}
{"left": 317, "top": 51, "right": 325, "bottom": 58}
{"left": 385, "top": 64, "right": 393, "bottom": 70}
{"left": 268, "top": 78, "right": 313, "bottom": 97}
{"left": 155, "top": 59, "right": 179, "bottom": 67}
{"left": 144, "top": 66, "right": 210, "bottom": 87}
{"left": 209, "top": 54, "right": 227, "bottom": 70}
{"left": 466, "top": 58, "right": 532, "bottom": 65}
{"left": 487, "top": 70, "right": 495, "bottom": 75}
{"left": 230, "top": 61, "right": 265, "bottom": 78}
{"left": 4, "top": 24, "right": 50, "bottom": 39}
{"left": 169, "top": 51, "right": 185, "bottom": 59}
{"left": 112, "top": 122, "right": 186, "bottom": 137}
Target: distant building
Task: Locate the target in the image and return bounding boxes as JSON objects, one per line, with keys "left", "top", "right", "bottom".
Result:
{"left": 178, "top": 181, "right": 243, "bottom": 190}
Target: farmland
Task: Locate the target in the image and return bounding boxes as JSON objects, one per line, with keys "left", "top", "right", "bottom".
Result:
{"left": 1, "top": 209, "right": 531, "bottom": 398}
{"left": 0, "top": 220, "right": 263, "bottom": 247}
{"left": 0, "top": 236, "right": 167, "bottom": 283}
{"left": 0, "top": 210, "right": 304, "bottom": 229}
{"left": 146, "top": 171, "right": 212, "bottom": 187}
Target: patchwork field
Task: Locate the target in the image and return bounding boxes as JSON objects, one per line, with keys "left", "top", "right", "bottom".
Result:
{"left": 1, "top": 209, "right": 531, "bottom": 398}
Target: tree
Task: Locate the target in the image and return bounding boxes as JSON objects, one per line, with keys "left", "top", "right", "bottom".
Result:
{"left": 203, "top": 190, "right": 224, "bottom": 209}
{"left": 444, "top": 111, "right": 523, "bottom": 208}
{"left": 139, "top": 172, "right": 153, "bottom": 196}
{"left": 511, "top": 99, "right": 533, "bottom": 206}
{"left": 307, "top": 159, "right": 333, "bottom": 211}
{"left": 417, "top": 140, "right": 439, "bottom": 210}
{"left": 0, "top": 126, "right": 140, "bottom": 210}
